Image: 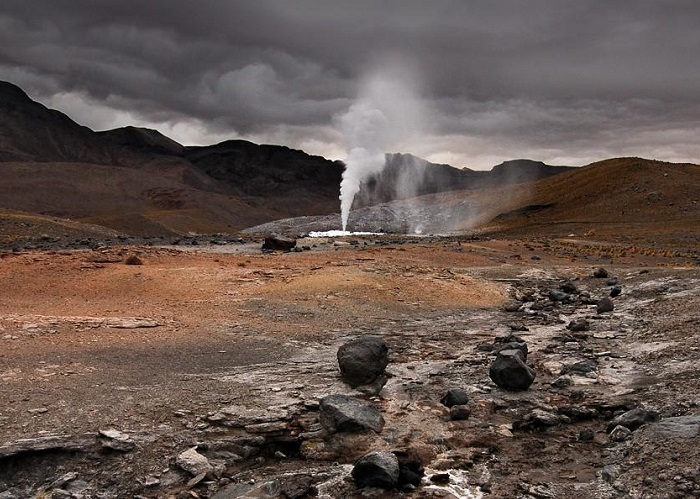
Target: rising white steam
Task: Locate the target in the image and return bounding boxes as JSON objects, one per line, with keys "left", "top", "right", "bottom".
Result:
{"left": 338, "top": 69, "right": 425, "bottom": 231}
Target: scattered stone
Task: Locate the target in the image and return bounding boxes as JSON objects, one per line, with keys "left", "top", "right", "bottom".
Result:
{"left": 28, "top": 407, "right": 49, "bottom": 414}
{"left": 337, "top": 337, "right": 389, "bottom": 387}
{"left": 493, "top": 341, "right": 528, "bottom": 361}
{"left": 98, "top": 429, "right": 135, "bottom": 452}
{"left": 567, "top": 318, "right": 590, "bottom": 332}
{"left": 186, "top": 472, "right": 207, "bottom": 488}
{"left": 551, "top": 375, "right": 574, "bottom": 388}
{"left": 610, "top": 425, "right": 632, "bottom": 442}
{"left": 138, "top": 475, "right": 161, "bottom": 488}
{"left": 319, "top": 395, "right": 384, "bottom": 433}
{"left": 579, "top": 428, "right": 595, "bottom": 441}
{"left": 123, "top": 255, "right": 143, "bottom": 265}
{"left": 560, "top": 280, "right": 578, "bottom": 294}
{"left": 212, "top": 480, "right": 281, "bottom": 499}
{"left": 48, "top": 472, "right": 79, "bottom": 490}
{"left": 514, "top": 409, "right": 560, "bottom": 431}
{"left": 596, "top": 297, "right": 615, "bottom": 313}
{"left": 610, "top": 285, "right": 622, "bottom": 297}
{"left": 561, "top": 359, "right": 597, "bottom": 375}
{"left": 449, "top": 405, "right": 471, "bottom": 421}
{"left": 548, "top": 289, "right": 570, "bottom": 302}
{"left": 601, "top": 465, "right": 620, "bottom": 483}
{"left": 440, "top": 388, "right": 470, "bottom": 408}
{"left": 352, "top": 451, "right": 400, "bottom": 489}
{"left": 593, "top": 268, "right": 609, "bottom": 278}
{"left": 503, "top": 301, "right": 522, "bottom": 312}
{"left": 489, "top": 350, "right": 536, "bottom": 391}
{"left": 393, "top": 451, "right": 424, "bottom": 487}
{"left": 606, "top": 277, "right": 619, "bottom": 286}
{"left": 262, "top": 234, "right": 297, "bottom": 252}
{"left": 176, "top": 447, "right": 213, "bottom": 477}
{"left": 430, "top": 473, "right": 450, "bottom": 484}
{"left": 607, "top": 407, "right": 659, "bottom": 432}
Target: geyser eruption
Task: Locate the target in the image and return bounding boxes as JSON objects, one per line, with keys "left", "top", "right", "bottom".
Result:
{"left": 338, "top": 69, "right": 424, "bottom": 231}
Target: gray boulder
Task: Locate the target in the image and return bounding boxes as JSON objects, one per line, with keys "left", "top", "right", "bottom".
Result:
{"left": 489, "top": 350, "right": 536, "bottom": 391}
{"left": 337, "top": 337, "right": 389, "bottom": 387}
{"left": 319, "top": 395, "right": 384, "bottom": 433}
{"left": 352, "top": 451, "right": 400, "bottom": 489}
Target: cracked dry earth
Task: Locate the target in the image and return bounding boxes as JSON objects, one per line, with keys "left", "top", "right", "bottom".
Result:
{"left": 0, "top": 237, "right": 699, "bottom": 498}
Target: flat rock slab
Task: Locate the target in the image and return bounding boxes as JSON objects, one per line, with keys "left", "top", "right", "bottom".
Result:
{"left": 640, "top": 416, "right": 700, "bottom": 440}
{"left": 0, "top": 434, "right": 93, "bottom": 458}
{"left": 319, "top": 394, "right": 384, "bottom": 433}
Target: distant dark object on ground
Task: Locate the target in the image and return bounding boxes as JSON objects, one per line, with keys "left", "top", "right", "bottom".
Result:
{"left": 124, "top": 255, "right": 143, "bottom": 265}
{"left": 593, "top": 268, "right": 609, "bottom": 278}
{"left": 262, "top": 234, "right": 297, "bottom": 252}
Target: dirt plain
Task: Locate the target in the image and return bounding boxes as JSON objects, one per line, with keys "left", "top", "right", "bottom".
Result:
{"left": 1, "top": 235, "right": 699, "bottom": 498}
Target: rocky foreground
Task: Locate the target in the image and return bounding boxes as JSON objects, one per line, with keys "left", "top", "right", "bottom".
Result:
{"left": 0, "top": 236, "right": 699, "bottom": 498}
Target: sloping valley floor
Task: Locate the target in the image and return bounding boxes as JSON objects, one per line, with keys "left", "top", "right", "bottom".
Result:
{"left": 0, "top": 236, "right": 699, "bottom": 498}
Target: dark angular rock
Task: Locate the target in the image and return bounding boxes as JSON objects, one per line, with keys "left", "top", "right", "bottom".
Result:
{"left": 393, "top": 451, "right": 424, "bottom": 487}
{"left": 352, "top": 451, "right": 400, "bottom": 489}
{"left": 561, "top": 359, "right": 598, "bottom": 375}
{"left": 449, "top": 405, "right": 471, "bottom": 421}
{"left": 440, "top": 388, "right": 470, "bottom": 408}
{"left": 513, "top": 409, "right": 560, "bottom": 430}
{"left": 593, "top": 267, "right": 609, "bottom": 278}
{"left": 261, "top": 234, "right": 297, "bottom": 252}
{"left": 610, "top": 285, "right": 622, "bottom": 297}
{"left": 337, "top": 337, "right": 389, "bottom": 387}
{"left": 597, "top": 297, "right": 615, "bottom": 313}
{"left": 579, "top": 428, "right": 595, "bottom": 441}
{"left": 548, "top": 289, "right": 570, "bottom": 302}
{"left": 503, "top": 301, "right": 521, "bottom": 312}
{"left": 567, "top": 318, "right": 590, "bottom": 332}
{"left": 560, "top": 280, "right": 578, "bottom": 294}
{"left": 493, "top": 341, "right": 528, "bottom": 361}
{"left": 606, "top": 408, "right": 659, "bottom": 432}
{"left": 319, "top": 395, "right": 384, "bottom": 433}
{"left": 489, "top": 350, "right": 536, "bottom": 391}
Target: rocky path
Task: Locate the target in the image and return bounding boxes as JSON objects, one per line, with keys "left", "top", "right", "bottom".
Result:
{"left": 0, "top": 240, "right": 698, "bottom": 498}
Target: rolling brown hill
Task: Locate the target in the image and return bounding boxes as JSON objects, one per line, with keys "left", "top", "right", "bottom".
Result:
{"left": 481, "top": 157, "right": 700, "bottom": 246}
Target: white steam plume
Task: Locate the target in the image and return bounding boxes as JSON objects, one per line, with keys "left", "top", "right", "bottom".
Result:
{"left": 338, "top": 68, "right": 425, "bottom": 231}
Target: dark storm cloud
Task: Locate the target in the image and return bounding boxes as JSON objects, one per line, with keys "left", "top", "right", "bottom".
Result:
{"left": 1, "top": 0, "right": 699, "bottom": 167}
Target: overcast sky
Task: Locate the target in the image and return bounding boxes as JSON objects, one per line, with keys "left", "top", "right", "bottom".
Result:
{"left": 1, "top": 0, "right": 699, "bottom": 169}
